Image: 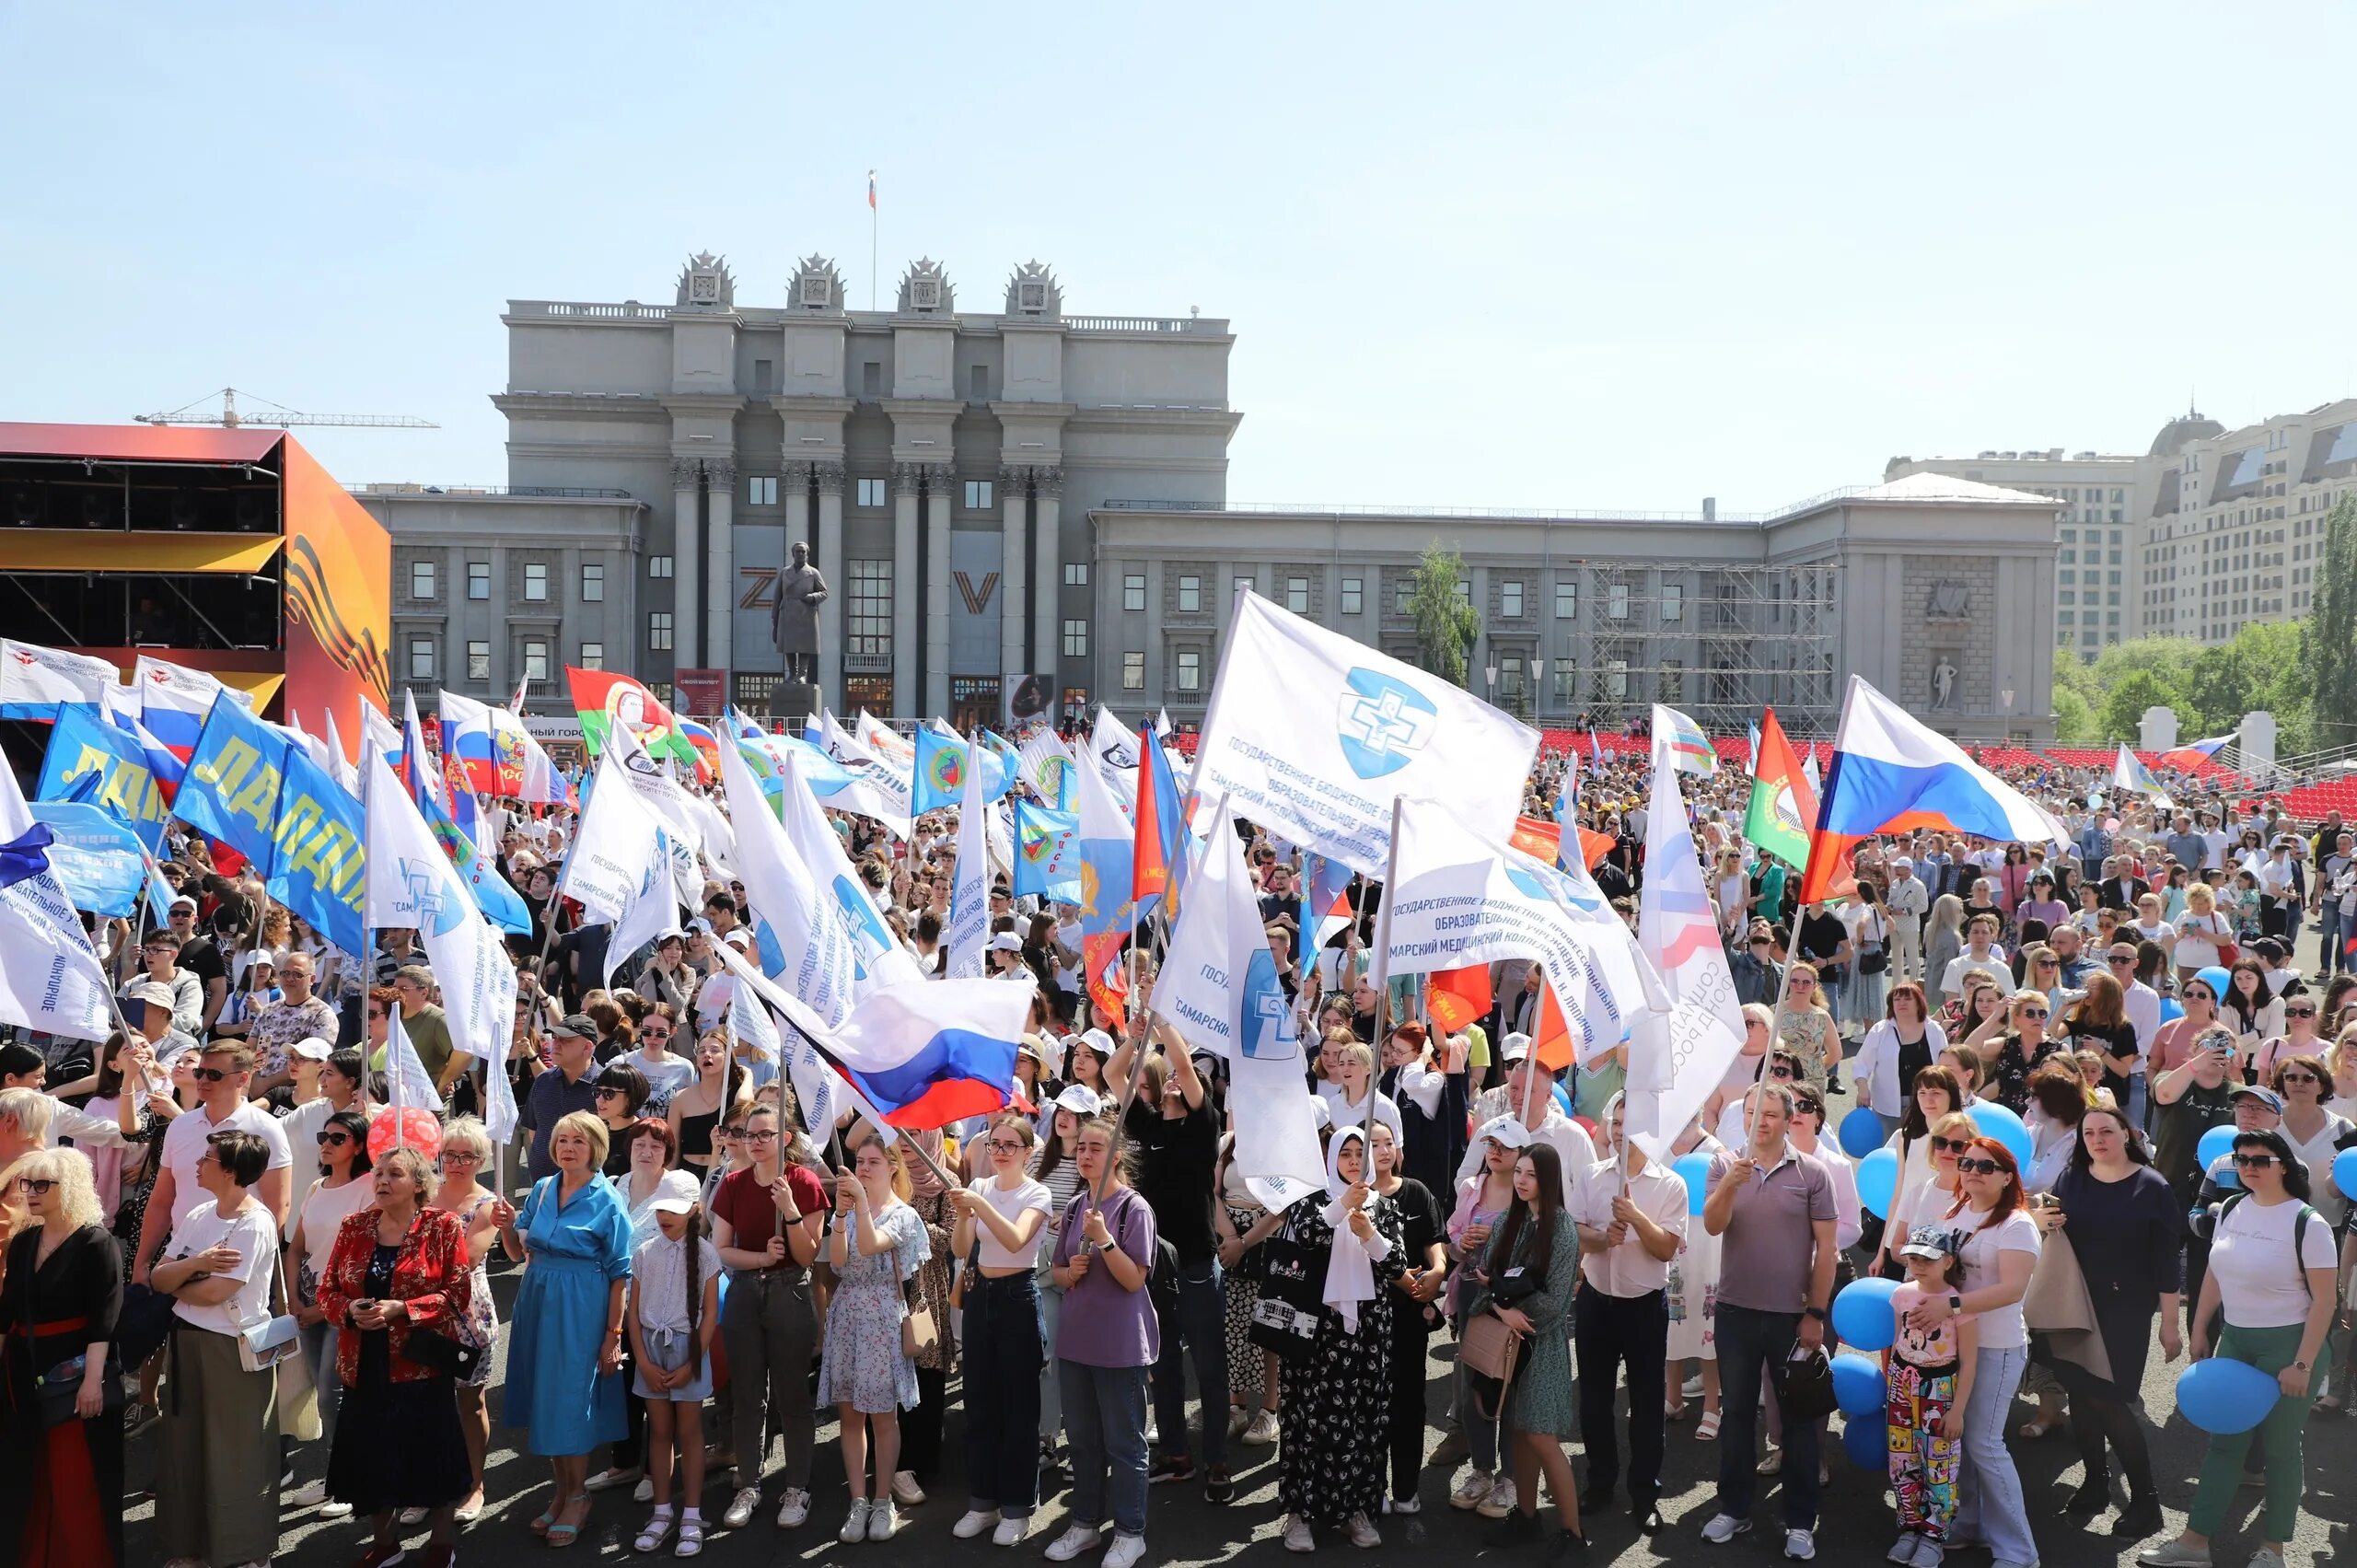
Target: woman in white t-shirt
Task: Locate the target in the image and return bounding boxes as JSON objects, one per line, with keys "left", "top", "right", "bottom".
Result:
{"left": 948, "top": 1113, "right": 1055, "bottom": 1544}
{"left": 2172, "top": 884, "right": 2234, "bottom": 985}
{"left": 149, "top": 1127, "right": 286, "bottom": 1568}
{"left": 2142, "top": 1129, "right": 2339, "bottom": 1568}
{"left": 285, "top": 1107, "right": 377, "bottom": 1504}
{"left": 1900, "top": 1134, "right": 2040, "bottom": 1568}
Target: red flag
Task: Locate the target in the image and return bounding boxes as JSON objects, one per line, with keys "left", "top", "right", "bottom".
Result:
{"left": 1509, "top": 816, "right": 1562, "bottom": 863}
{"left": 1531, "top": 974, "right": 1579, "bottom": 1073}
{"left": 1426, "top": 965, "right": 1492, "bottom": 1035}
{"left": 1577, "top": 826, "right": 1617, "bottom": 872}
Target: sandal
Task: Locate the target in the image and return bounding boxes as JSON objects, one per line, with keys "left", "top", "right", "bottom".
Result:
{"left": 546, "top": 1493, "right": 591, "bottom": 1549}
{"left": 635, "top": 1511, "right": 675, "bottom": 1554}
{"left": 530, "top": 1500, "right": 561, "bottom": 1538}
{"left": 1695, "top": 1410, "right": 1723, "bottom": 1441}
{"left": 2017, "top": 1417, "right": 2060, "bottom": 1440}
{"left": 674, "top": 1517, "right": 704, "bottom": 1558}
{"left": 1665, "top": 1401, "right": 1692, "bottom": 1423}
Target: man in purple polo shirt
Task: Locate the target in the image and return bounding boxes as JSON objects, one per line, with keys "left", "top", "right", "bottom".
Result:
{"left": 1697, "top": 1082, "right": 1840, "bottom": 1562}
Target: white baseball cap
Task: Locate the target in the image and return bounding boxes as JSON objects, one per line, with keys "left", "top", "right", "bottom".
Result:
{"left": 1052, "top": 1084, "right": 1102, "bottom": 1116}
{"left": 289, "top": 1037, "right": 333, "bottom": 1062}
{"left": 1473, "top": 1114, "right": 1535, "bottom": 1150}
{"left": 1498, "top": 1032, "right": 1534, "bottom": 1063}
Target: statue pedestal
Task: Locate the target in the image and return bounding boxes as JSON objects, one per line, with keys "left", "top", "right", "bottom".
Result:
{"left": 766, "top": 680, "right": 819, "bottom": 730}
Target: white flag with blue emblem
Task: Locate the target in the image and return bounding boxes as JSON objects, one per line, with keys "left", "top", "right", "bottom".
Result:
{"left": 718, "top": 728, "right": 862, "bottom": 1026}
{"left": 1155, "top": 800, "right": 1326, "bottom": 1211}
{"left": 943, "top": 742, "right": 990, "bottom": 979}
{"left": 361, "top": 754, "right": 508, "bottom": 1077}
{"left": 768, "top": 749, "right": 925, "bottom": 998}
{"left": 1190, "top": 589, "right": 1539, "bottom": 876}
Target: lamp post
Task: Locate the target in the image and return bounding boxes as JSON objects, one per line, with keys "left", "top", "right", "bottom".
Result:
{"left": 1485, "top": 664, "right": 1499, "bottom": 706}
{"left": 1532, "top": 656, "right": 1546, "bottom": 720}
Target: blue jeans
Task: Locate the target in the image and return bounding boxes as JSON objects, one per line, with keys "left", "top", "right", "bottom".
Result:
{"left": 1150, "top": 1256, "right": 1229, "bottom": 1469}
{"left": 1712, "top": 1304, "right": 1819, "bottom": 1529}
{"left": 1954, "top": 1343, "right": 2038, "bottom": 1566}
{"left": 1060, "top": 1360, "right": 1150, "bottom": 1539}
{"left": 964, "top": 1272, "right": 1045, "bottom": 1517}
{"left": 2321, "top": 906, "right": 2348, "bottom": 975}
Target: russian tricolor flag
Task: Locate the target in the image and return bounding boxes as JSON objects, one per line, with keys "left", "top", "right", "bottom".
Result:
{"left": 810, "top": 974, "right": 1032, "bottom": 1131}
{"left": 1799, "top": 676, "right": 2068, "bottom": 904}
{"left": 134, "top": 654, "right": 250, "bottom": 762}
{"left": 1133, "top": 724, "right": 1186, "bottom": 912}
{"left": 2155, "top": 734, "right": 2234, "bottom": 772}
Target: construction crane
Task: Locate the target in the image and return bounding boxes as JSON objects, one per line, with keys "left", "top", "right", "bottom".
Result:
{"left": 134, "top": 387, "right": 437, "bottom": 430}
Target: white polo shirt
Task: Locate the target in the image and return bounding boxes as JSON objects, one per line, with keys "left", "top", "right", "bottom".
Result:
{"left": 1573, "top": 1156, "right": 1688, "bottom": 1297}
{"left": 159, "top": 1098, "right": 293, "bottom": 1233}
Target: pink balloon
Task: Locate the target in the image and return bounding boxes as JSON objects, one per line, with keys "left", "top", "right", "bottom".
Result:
{"left": 368, "top": 1106, "right": 443, "bottom": 1163}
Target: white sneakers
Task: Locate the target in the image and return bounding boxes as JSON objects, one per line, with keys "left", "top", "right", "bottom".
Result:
{"left": 1785, "top": 1527, "right": 1817, "bottom": 1561}
{"left": 1345, "top": 1513, "right": 1381, "bottom": 1549}
{"left": 1478, "top": 1475, "right": 1519, "bottom": 1518}
{"left": 1045, "top": 1524, "right": 1105, "bottom": 1562}
{"left": 866, "top": 1499, "right": 900, "bottom": 1541}
{"left": 1701, "top": 1514, "right": 1754, "bottom": 1544}
{"left": 1102, "top": 1537, "right": 1147, "bottom": 1568}
{"left": 992, "top": 1515, "right": 1030, "bottom": 1547}
{"left": 891, "top": 1469, "right": 925, "bottom": 1506}
{"left": 1242, "top": 1409, "right": 1280, "bottom": 1446}
{"left": 774, "top": 1489, "right": 811, "bottom": 1528}
{"left": 1450, "top": 1470, "right": 1496, "bottom": 1510}
{"left": 956, "top": 1509, "right": 1003, "bottom": 1539}
{"left": 1283, "top": 1516, "right": 1316, "bottom": 1553}
{"left": 722, "top": 1487, "right": 761, "bottom": 1529}
{"left": 840, "top": 1497, "right": 872, "bottom": 1544}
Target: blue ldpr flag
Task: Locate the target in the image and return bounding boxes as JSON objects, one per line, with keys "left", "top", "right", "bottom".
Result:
{"left": 175, "top": 692, "right": 294, "bottom": 873}
{"left": 26, "top": 803, "right": 157, "bottom": 917}
{"left": 266, "top": 748, "right": 367, "bottom": 955}
{"left": 36, "top": 704, "right": 173, "bottom": 852}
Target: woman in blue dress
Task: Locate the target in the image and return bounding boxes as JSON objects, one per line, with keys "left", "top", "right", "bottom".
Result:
{"left": 494, "top": 1109, "right": 635, "bottom": 1548}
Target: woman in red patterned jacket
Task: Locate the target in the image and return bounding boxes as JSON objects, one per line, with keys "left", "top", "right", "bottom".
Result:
{"left": 318, "top": 1143, "right": 477, "bottom": 1568}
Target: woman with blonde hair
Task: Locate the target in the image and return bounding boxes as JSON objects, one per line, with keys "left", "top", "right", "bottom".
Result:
{"left": 427, "top": 1115, "right": 505, "bottom": 1520}
{"left": 1990, "top": 989, "right": 2067, "bottom": 1113}
{"left": 1924, "top": 894, "right": 1968, "bottom": 1010}
{"left": 2173, "top": 881, "right": 2233, "bottom": 986}
{"left": 1773, "top": 963, "right": 1840, "bottom": 1096}
{"left": 2061, "top": 970, "right": 2142, "bottom": 1117}
{"left": 816, "top": 1124, "right": 929, "bottom": 1544}
{"left": 1, "top": 1146, "right": 124, "bottom": 1566}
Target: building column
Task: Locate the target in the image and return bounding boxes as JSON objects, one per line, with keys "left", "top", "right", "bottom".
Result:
{"left": 669, "top": 459, "right": 700, "bottom": 684}
{"left": 814, "top": 463, "right": 843, "bottom": 710}
{"left": 782, "top": 459, "right": 812, "bottom": 555}
{"left": 999, "top": 468, "right": 1029, "bottom": 685}
{"left": 703, "top": 459, "right": 736, "bottom": 683}
{"left": 891, "top": 464, "right": 921, "bottom": 717}
{"left": 1031, "top": 466, "right": 1062, "bottom": 679}
{"left": 924, "top": 465, "right": 953, "bottom": 719}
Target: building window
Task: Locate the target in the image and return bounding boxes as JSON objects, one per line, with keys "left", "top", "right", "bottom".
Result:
{"left": 1123, "top": 574, "right": 1146, "bottom": 612}
{"left": 862, "top": 361, "right": 881, "bottom": 397}
{"left": 847, "top": 560, "right": 892, "bottom": 655}
{"left": 963, "top": 480, "right": 993, "bottom": 509}
{"left": 523, "top": 563, "right": 548, "bottom": 601}
{"left": 467, "top": 561, "right": 490, "bottom": 600}
{"left": 581, "top": 563, "right": 604, "bottom": 602}
{"left": 1394, "top": 581, "right": 1413, "bottom": 615}
{"left": 407, "top": 637, "right": 435, "bottom": 680}
{"left": 1499, "top": 653, "right": 1525, "bottom": 702}
{"left": 466, "top": 641, "right": 490, "bottom": 682}
{"left": 1658, "top": 658, "right": 1684, "bottom": 702}
{"left": 747, "top": 475, "right": 778, "bottom": 507}
{"left": 647, "top": 612, "right": 673, "bottom": 652}
{"left": 1608, "top": 583, "right": 1630, "bottom": 620}
{"left": 1606, "top": 658, "right": 1628, "bottom": 699}
{"left": 1661, "top": 584, "right": 1684, "bottom": 622}
{"left": 1551, "top": 666, "right": 1576, "bottom": 705}
{"left": 1176, "top": 649, "right": 1202, "bottom": 692}
{"left": 752, "top": 359, "right": 772, "bottom": 393}
{"left": 1286, "top": 575, "right": 1310, "bottom": 613}
{"left": 1064, "top": 563, "right": 1088, "bottom": 587}
{"left": 1341, "top": 576, "right": 1363, "bottom": 615}
{"left": 409, "top": 560, "right": 436, "bottom": 600}
{"left": 856, "top": 478, "right": 887, "bottom": 508}
{"left": 1454, "top": 579, "right": 1470, "bottom": 607}
{"left": 1122, "top": 652, "right": 1145, "bottom": 691}
{"left": 845, "top": 674, "right": 893, "bottom": 713}
{"left": 970, "top": 365, "right": 988, "bottom": 400}
{"left": 1062, "top": 619, "right": 1088, "bottom": 657}
{"left": 578, "top": 642, "right": 604, "bottom": 670}
{"left": 1500, "top": 580, "right": 1524, "bottom": 619}
{"left": 1555, "top": 581, "right": 1576, "bottom": 619}
{"left": 523, "top": 640, "right": 549, "bottom": 680}
{"left": 1178, "top": 575, "right": 1202, "bottom": 613}
{"left": 648, "top": 554, "right": 673, "bottom": 579}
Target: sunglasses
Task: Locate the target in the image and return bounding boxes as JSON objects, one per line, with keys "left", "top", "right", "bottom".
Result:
{"left": 593, "top": 1086, "right": 626, "bottom": 1099}
{"left": 2034, "top": 958, "right": 2058, "bottom": 967}
{"left": 15, "top": 1178, "right": 55, "bottom": 1197}
{"left": 366, "top": 1008, "right": 387, "bottom": 1019}
{"left": 2285, "top": 1007, "right": 2316, "bottom": 1018}
{"left": 2230, "top": 1153, "right": 2279, "bottom": 1170}
{"left": 2107, "top": 955, "right": 2136, "bottom": 965}
{"left": 1931, "top": 1136, "right": 1972, "bottom": 1154}
{"left": 716, "top": 1127, "right": 745, "bottom": 1141}
{"left": 1956, "top": 1156, "right": 2004, "bottom": 1176}
{"left": 643, "top": 1028, "right": 673, "bottom": 1040}
{"left": 2279, "top": 1072, "right": 2318, "bottom": 1085}
{"left": 191, "top": 1066, "right": 233, "bottom": 1083}
{"left": 2019, "top": 1007, "right": 2049, "bottom": 1018}
{"left": 319, "top": 1132, "right": 353, "bottom": 1147}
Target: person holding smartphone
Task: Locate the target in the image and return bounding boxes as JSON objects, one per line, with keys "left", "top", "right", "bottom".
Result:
{"left": 2150, "top": 1027, "right": 2242, "bottom": 1330}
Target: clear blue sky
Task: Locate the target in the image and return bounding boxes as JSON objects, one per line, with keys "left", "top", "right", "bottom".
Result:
{"left": 6, "top": 1, "right": 2351, "bottom": 513}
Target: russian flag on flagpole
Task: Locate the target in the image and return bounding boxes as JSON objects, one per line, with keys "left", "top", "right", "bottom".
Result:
{"left": 1133, "top": 724, "right": 1185, "bottom": 913}
{"left": 134, "top": 655, "right": 252, "bottom": 761}
{"left": 2155, "top": 734, "right": 2234, "bottom": 772}
{"left": 1799, "top": 675, "right": 2069, "bottom": 904}
{"left": 755, "top": 963, "right": 1030, "bottom": 1132}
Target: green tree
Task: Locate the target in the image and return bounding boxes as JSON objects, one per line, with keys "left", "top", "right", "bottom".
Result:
{"left": 2051, "top": 684, "right": 2100, "bottom": 744}
{"left": 1409, "top": 543, "right": 1481, "bottom": 688}
{"left": 2303, "top": 492, "right": 2357, "bottom": 750}
{"left": 2100, "top": 668, "right": 2173, "bottom": 744}
{"left": 2190, "top": 621, "right": 2312, "bottom": 752}
{"left": 2090, "top": 636, "right": 2199, "bottom": 711}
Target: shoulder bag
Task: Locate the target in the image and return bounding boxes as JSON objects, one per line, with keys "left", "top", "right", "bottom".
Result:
{"left": 237, "top": 1241, "right": 302, "bottom": 1374}
{"left": 1248, "top": 1205, "right": 1325, "bottom": 1362}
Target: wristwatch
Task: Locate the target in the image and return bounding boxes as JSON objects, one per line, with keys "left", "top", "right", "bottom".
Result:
{"left": 1947, "top": 1293, "right": 1964, "bottom": 1313}
{"left": 1804, "top": 1305, "right": 1827, "bottom": 1322}
{"left": 2290, "top": 1359, "right": 2309, "bottom": 1372}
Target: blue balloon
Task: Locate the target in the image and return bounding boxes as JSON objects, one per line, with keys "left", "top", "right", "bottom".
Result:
{"left": 1674, "top": 1151, "right": 1713, "bottom": 1215}
{"left": 2159, "top": 997, "right": 2185, "bottom": 1024}
{"left": 1842, "top": 1413, "right": 1887, "bottom": 1469}
{"left": 1832, "top": 1353, "right": 1886, "bottom": 1417}
{"left": 1855, "top": 1146, "right": 1899, "bottom": 1221}
{"left": 2197, "top": 966, "right": 2232, "bottom": 1003}
{"left": 1839, "top": 1106, "right": 1886, "bottom": 1159}
{"left": 2336, "top": 1147, "right": 2357, "bottom": 1202}
{"left": 2198, "top": 1123, "right": 2238, "bottom": 1175}
{"left": 2175, "top": 1357, "right": 2281, "bottom": 1435}
{"left": 1966, "top": 1102, "right": 2035, "bottom": 1170}
{"left": 1832, "top": 1276, "right": 1900, "bottom": 1352}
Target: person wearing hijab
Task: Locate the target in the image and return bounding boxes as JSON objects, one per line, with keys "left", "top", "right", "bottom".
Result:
{"left": 1274, "top": 1125, "right": 1407, "bottom": 1553}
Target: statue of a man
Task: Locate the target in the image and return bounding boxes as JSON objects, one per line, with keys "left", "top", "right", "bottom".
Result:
{"left": 1932, "top": 656, "right": 1957, "bottom": 711}
{"left": 772, "top": 540, "right": 828, "bottom": 682}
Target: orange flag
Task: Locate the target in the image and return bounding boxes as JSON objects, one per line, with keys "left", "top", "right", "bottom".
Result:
{"left": 1426, "top": 964, "right": 1492, "bottom": 1035}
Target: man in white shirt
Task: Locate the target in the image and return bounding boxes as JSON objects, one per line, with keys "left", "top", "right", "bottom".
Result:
{"left": 1454, "top": 1040, "right": 1595, "bottom": 1207}
{"left": 1572, "top": 1095, "right": 1689, "bottom": 1530}
{"left": 2113, "top": 939, "right": 2163, "bottom": 1129}
{"left": 1937, "top": 914, "right": 2011, "bottom": 1000}
{"left": 1884, "top": 858, "right": 1931, "bottom": 982}
{"left": 2198, "top": 810, "right": 2230, "bottom": 873}
{"left": 132, "top": 1040, "right": 293, "bottom": 1285}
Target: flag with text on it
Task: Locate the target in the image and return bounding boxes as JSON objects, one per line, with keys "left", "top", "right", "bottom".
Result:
{"left": 564, "top": 743, "right": 677, "bottom": 986}
{"left": 361, "top": 754, "right": 514, "bottom": 1077}
{"left": 0, "top": 761, "right": 115, "bottom": 1043}
{"left": 1190, "top": 588, "right": 1539, "bottom": 877}
{"left": 1073, "top": 727, "right": 1136, "bottom": 1028}
{"left": 815, "top": 710, "right": 913, "bottom": 840}
{"left": 1743, "top": 705, "right": 1817, "bottom": 874}
{"left": 1374, "top": 795, "right": 1656, "bottom": 1076}
{"left": 383, "top": 1005, "right": 446, "bottom": 1117}
{"left": 2111, "top": 743, "right": 2175, "bottom": 810}
{"left": 0, "top": 639, "right": 116, "bottom": 722}
{"left": 134, "top": 654, "right": 253, "bottom": 761}
{"left": 1425, "top": 964, "right": 1492, "bottom": 1036}
{"left": 1155, "top": 803, "right": 1327, "bottom": 1212}
{"left": 944, "top": 738, "right": 991, "bottom": 979}
{"left": 1621, "top": 730, "right": 1749, "bottom": 1160}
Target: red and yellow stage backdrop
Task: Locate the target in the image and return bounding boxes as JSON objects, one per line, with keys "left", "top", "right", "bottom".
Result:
{"left": 279, "top": 436, "right": 391, "bottom": 739}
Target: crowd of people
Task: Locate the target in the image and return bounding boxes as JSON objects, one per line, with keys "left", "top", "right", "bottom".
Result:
{"left": 1, "top": 726, "right": 2354, "bottom": 1568}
